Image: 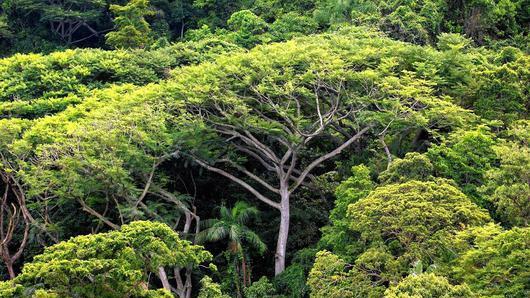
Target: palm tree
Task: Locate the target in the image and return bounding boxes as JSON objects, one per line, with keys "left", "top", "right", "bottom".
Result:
{"left": 197, "top": 201, "right": 266, "bottom": 296}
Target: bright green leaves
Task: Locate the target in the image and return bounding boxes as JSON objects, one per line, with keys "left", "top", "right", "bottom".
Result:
{"left": 0, "top": 221, "right": 212, "bottom": 298}
{"left": 347, "top": 180, "right": 490, "bottom": 273}
{"left": 198, "top": 276, "right": 231, "bottom": 298}
{"left": 385, "top": 273, "right": 474, "bottom": 298}
{"left": 227, "top": 10, "right": 268, "bottom": 48}
{"left": 480, "top": 120, "right": 530, "bottom": 227}
{"left": 315, "top": 0, "right": 529, "bottom": 46}
{"left": 427, "top": 126, "right": 497, "bottom": 206}
{"left": 378, "top": 153, "right": 434, "bottom": 184}
{"left": 0, "top": 39, "right": 241, "bottom": 119}
{"left": 452, "top": 227, "right": 530, "bottom": 297}
{"left": 106, "top": 0, "right": 155, "bottom": 49}
{"left": 311, "top": 179, "right": 491, "bottom": 296}
{"left": 0, "top": 20, "right": 527, "bottom": 297}
{"left": 308, "top": 250, "right": 377, "bottom": 297}
{"left": 268, "top": 12, "right": 318, "bottom": 41}
{"left": 473, "top": 47, "right": 529, "bottom": 123}
{"left": 319, "top": 165, "right": 373, "bottom": 258}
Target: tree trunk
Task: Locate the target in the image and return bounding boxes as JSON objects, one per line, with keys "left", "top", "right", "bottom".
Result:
{"left": 184, "top": 267, "right": 193, "bottom": 298}
{"left": 158, "top": 267, "right": 171, "bottom": 292}
{"left": 6, "top": 260, "right": 15, "bottom": 279}
{"left": 241, "top": 253, "right": 248, "bottom": 287}
{"left": 274, "top": 188, "right": 290, "bottom": 276}
{"left": 234, "top": 259, "right": 242, "bottom": 298}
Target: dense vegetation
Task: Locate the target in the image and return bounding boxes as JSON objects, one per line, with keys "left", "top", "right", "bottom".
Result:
{"left": 0, "top": 0, "right": 528, "bottom": 297}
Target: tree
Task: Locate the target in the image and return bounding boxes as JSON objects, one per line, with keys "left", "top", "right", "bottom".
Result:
{"left": 313, "top": 0, "right": 529, "bottom": 45}
{"left": 244, "top": 276, "right": 275, "bottom": 298}
{"left": 0, "top": 171, "right": 31, "bottom": 279}
{"left": 197, "top": 276, "right": 230, "bottom": 298}
{"left": 0, "top": 119, "right": 43, "bottom": 279}
{"left": 348, "top": 179, "right": 490, "bottom": 263}
{"left": 191, "top": 0, "right": 246, "bottom": 28}
{"left": 268, "top": 12, "right": 318, "bottom": 41}
{"left": 427, "top": 126, "right": 497, "bottom": 206}
{"left": 181, "top": 28, "right": 470, "bottom": 275}
{"left": 12, "top": 0, "right": 107, "bottom": 44}
{"left": 197, "top": 201, "right": 266, "bottom": 296}
{"left": 0, "top": 85, "right": 207, "bottom": 297}
{"left": 0, "top": 221, "right": 212, "bottom": 297}
{"left": 226, "top": 10, "right": 268, "bottom": 48}
{"left": 378, "top": 152, "right": 434, "bottom": 184}
{"left": 106, "top": 0, "right": 154, "bottom": 49}
{"left": 384, "top": 273, "right": 474, "bottom": 298}
{"left": 310, "top": 179, "right": 491, "bottom": 294}
{"left": 318, "top": 165, "right": 373, "bottom": 259}
{"left": 250, "top": 0, "right": 316, "bottom": 21}
{"left": 472, "top": 47, "right": 529, "bottom": 123}
{"left": 307, "top": 250, "right": 376, "bottom": 297}
{"left": 314, "top": 0, "right": 446, "bottom": 44}
{"left": 0, "top": 13, "right": 12, "bottom": 40}
{"left": 451, "top": 226, "right": 530, "bottom": 297}
{"left": 480, "top": 120, "right": 530, "bottom": 227}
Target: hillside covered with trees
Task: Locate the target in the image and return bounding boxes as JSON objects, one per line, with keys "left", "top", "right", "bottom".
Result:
{"left": 0, "top": 0, "right": 528, "bottom": 297}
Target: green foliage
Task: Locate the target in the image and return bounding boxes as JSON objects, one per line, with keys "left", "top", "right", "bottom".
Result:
{"left": 384, "top": 273, "right": 474, "bottom": 298}
{"left": 314, "top": 0, "right": 447, "bottom": 44}
{"left": 269, "top": 12, "right": 319, "bottom": 41}
{"left": 106, "top": 0, "right": 155, "bottom": 49}
{"left": 481, "top": 120, "right": 530, "bottom": 227}
{"left": 0, "top": 10, "right": 528, "bottom": 297}
{"left": 436, "top": 33, "right": 473, "bottom": 51}
{"left": 427, "top": 126, "right": 497, "bottom": 206}
{"left": 0, "top": 13, "right": 12, "bottom": 40}
{"left": 8, "top": 0, "right": 106, "bottom": 24}
{"left": 378, "top": 152, "right": 434, "bottom": 184}
{"left": 308, "top": 250, "right": 377, "bottom": 297}
{"left": 198, "top": 201, "right": 265, "bottom": 296}
{"left": 314, "top": 0, "right": 529, "bottom": 45}
{"left": 338, "top": 180, "right": 489, "bottom": 294}
{"left": 192, "top": 0, "right": 248, "bottom": 28}
{"left": 4, "top": 0, "right": 107, "bottom": 47}
{"left": 0, "top": 38, "right": 240, "bottom": 118}
{"left": 226, "top": 10, "right": 268, "bottom": 48}
{"left": 198, "top": 276, "right": 231, "bottom": 298}
{"left": 244, "top": 276, "right": 275, "bottom": 298}
{"left": 251, "top": 0, "right": 317, "bottom": 21}
{"left": 0, "top": 221, "right": 211, "bottom": 297}
{"left": 198, "top": 201, "right": 266, "bottom": 254}
{"left": 349, "top": 180, "right": 490, "bottom": 258}
{"left": 312, "top": 179, "right": 491, "bottom": 294}
{"left": 0, "top": 282, "right": 23, "bottom": 297}
{"left": 319, "top": 165, "right": 373, "bottom": 259}
{"left": 452, "top": 227, "right": 530, "bottom": 297}
{"left": 472, "top": 47, "right": 529, "bottom": 123}
{"left": 273, "top": 264, "right": 308, "bottom": 297}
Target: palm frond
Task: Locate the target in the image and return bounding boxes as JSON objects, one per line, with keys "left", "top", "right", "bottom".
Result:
{"left": 229, "top": 225, "right": 242, "bottom": 243}
{"left": 234, "top": 201, "right": 259, "bottom": 225}
{"left": 219, "top": 205, "right": 232, "bottom": 221}
{"left": 197, "top": 225, "right": 228, "bottom": 244}
{"left": 200, "top": 218, "right": 219, "bottom": 229}
{"left": 243, "top": 229, "right": 266, "bottom": 254}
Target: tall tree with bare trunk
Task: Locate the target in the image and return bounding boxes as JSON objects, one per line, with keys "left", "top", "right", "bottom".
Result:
{"left": 178, "top": 40, "right": 465, "bottom": 275}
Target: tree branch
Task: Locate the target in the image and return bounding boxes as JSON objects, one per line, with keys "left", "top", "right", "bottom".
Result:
{"left": 220, "top": 159, "right": 280, "bottom": 194}
{"left": 78, "top": 199, "right": 119, "bottom": 230}
{"left": 191, "top": 157, "right": 281, "bottom": 210}
{"left": 380, "top": 135, "right": 393, "bottom": 169}
{"left": 290, "top": 125, "right": 373, "bottom": 193}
